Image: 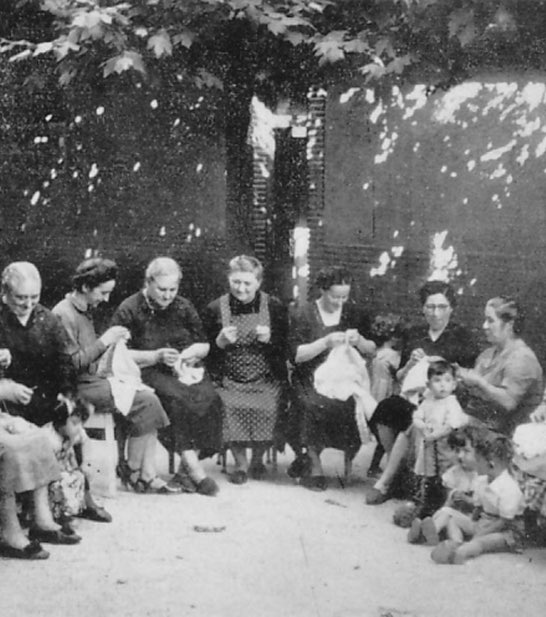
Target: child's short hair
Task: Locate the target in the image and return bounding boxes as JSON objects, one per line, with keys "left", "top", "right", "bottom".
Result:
{"left": 52, "top": 397, "right": 92, "bottom": 430}
{"left": 474, "top": 431, "right": 513, "bottom": 465}
{"left": 370, "top": 313, "right": 403, "bottom": 345}
{"left": 447, "top": 427, "right": 468, "bottom": 450}
{"left": 455, "top": 424, "right": 489, "bottom": 448}
{"left": 427, "top": 359, "right": 455, "bottom": 380}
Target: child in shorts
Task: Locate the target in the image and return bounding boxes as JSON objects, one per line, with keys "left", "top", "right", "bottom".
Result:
{"left": 411, "top": 360, "right": 468, "bottom": 517}
{"left": 431, "top": 430, "right": 525, "bottom": 564}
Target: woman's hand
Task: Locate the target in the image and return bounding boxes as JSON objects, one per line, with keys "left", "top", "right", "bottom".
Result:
{"left": 457, "top": 367, "right": 483, "bottom": 388}
{"left": 216, "top": 326, "right": 238, "bottom": 348}
{"left": 324, "top": 332, "right": 346, "bottom": 349}
{"left": 156, "top": 347, "right": 180, "bottom": 367}
{"left": 0, "top": 380, "right": 34, "bottom": 405}
{"left": 409, "top": 348, "right": 426, "bottom": 366}
{"left": 0, "top": 348, "right": 12, "bottom": 369}
{"left": 530, "top": 403, "right": 546, "bottom": 423}
{"left": 99, "top": 326, "right": 130, "bottom": 348}
{"left": 345, "top": 329, "right": 360, "bottom": 346}
{"left": 256, "top": 325, "right": 271, "bottom": 344}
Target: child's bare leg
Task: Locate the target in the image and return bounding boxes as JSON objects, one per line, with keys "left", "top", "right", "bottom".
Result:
{"left": 453, "top": 533, "right": 509, "bottom": 564}
{"left": 432, "top": 508, "right": 451, "bottom": 535}
{"left": 447, "top": 518, "right": 465, "bottom": 543}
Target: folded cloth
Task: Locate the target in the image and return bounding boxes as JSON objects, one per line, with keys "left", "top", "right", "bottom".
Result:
{"left": 98, "top": 341, "right": 153, "bottom": 416}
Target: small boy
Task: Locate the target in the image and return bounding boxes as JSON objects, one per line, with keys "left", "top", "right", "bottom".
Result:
{"left": 431, "top": 430, "right": 525, "bottom": 564}
{"left": 411, "top": 360, "right": 468, "bottom": 517}
{"left": 408, "top": 425, "right": 481, "bottom": 544}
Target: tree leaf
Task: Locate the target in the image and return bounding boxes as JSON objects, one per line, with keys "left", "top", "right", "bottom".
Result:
{"left": 448, "top": 7, "right": 476, "bottom": 47}
{"left": 267, "top": 20, "right": 287, "bottom": 36}
{"left": 147, "top": 30, "right": 173, "bottom": 57}
{"left": 103, "top": 51, "right": 146, "bottom": 77}
{"left": 172, "top": 30, "right": 195, "bottom": 49}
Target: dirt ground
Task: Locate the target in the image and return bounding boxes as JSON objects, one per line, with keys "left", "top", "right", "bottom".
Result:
{"left": 2, "top": 442, "right": 546, "bottom": 617}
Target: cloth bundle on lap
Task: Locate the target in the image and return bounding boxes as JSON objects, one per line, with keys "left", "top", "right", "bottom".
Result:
{"left": 97, "top": 341, "right": 154, "bottom": 416}
{"left": 314, "top": 342, "right": 377, "bottom": 442}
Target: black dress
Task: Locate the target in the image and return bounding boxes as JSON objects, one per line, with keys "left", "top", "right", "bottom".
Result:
{"left": 0, "top": 304, "right": 75, "bottom": 426}
{"left": 111, "top": 292, "right": 222, "bottom": 456}
{"left": 287, "top": 301, "right": 372, "bottom": 457}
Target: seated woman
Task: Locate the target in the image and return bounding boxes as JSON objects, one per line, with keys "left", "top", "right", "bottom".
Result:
{"left": 1, "top": 357, "right": 80, "bottom": 560}
{"left": 366, "top": 280, "right": 478, "bottom": 505}
{"left": 203, "top": 255, "right": 288, "bottom": 484}
{"left": 52, "top": 258, "right": 175, "bottom": 495}
{"left": 111, "top": 257, "right": 222, "bottom": 496}
{"left": 457, "top": 296, "right": 543, "bottom": 435}
{"left": 287, "top": 266, "right": 376, "bottom": 491}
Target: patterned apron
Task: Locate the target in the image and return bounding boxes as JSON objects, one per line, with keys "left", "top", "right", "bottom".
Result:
{"left": 218, "top": 292, "right": 282, "bottom": 445}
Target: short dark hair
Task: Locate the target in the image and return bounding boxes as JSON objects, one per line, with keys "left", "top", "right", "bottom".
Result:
{"left": 52, "top": 397, "right": 92, "bottom": 431}
{"left": 446, "top": 427, "right": 468, "bottom": 450}
{"left": 487, "top": 296, "right": 524, "bottom": 335}
{"left": 474, "top": 431, "right": 513, "bottom": 465}
{"left": 370, "top": 313, "right": 403, "bottom": 346}
{"left": 418, "top": 281, "right": 456, "bottom": 308}
{"left": 72, "top": 258, "right": 117, "bottom": 291}
{"left": 315, "top": 266, "right": 352, "bottom": 291}
{"left": 427, "top": 359, "right": 455, "bottom": 380}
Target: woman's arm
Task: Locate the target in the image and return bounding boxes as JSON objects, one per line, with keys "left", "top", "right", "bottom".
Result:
{"left": 458, "top": 368, "right": 519, "bottom": 413}
{"left": 53, "top": 307, "right": 107, "bottom": 372}
{"left": 294, "top": 336, "right": 330, "bottom": 364}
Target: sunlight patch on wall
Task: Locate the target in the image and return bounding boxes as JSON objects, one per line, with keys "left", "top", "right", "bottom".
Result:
{"left": 428, "top": 231, "right": 458, "bottom": 282}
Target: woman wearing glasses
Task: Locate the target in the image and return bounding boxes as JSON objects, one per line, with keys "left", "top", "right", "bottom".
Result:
{"left": 366, "top": 280, "right": 479, "bottom": 505}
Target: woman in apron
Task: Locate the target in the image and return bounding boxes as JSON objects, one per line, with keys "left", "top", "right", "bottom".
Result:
{"left": 203, "top": 256, "right": 288, "bottom": 484}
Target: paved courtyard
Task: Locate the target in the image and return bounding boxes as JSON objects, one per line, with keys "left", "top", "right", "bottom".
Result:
{"left": 2, "top": 443, "right": 545, "bottom": 617}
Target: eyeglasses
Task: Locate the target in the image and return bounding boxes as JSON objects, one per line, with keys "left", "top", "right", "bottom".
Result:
{"left": 424, "top": 304, "right": 450, "bottom": 312}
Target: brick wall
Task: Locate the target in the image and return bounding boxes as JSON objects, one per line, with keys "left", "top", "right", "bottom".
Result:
{"left": 309, "top": 71, "right": 546, "bottom": 364}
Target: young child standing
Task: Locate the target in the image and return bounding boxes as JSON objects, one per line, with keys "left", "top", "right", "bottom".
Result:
{"left": 431, "top": 431, "right": 525, "bottom": 564}
{"left": 411, "top": 360, "right": 468, "bottom": 517}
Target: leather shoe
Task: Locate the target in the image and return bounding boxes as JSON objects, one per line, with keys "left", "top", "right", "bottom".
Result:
{"left": 196, "top": 477, "right": 219, "bottom": 496}
{"left": 79, "top": 506, "right": 112, "bottom": 523}
{"left": 0, "top": 540, "right": 49, "bottom": 560}
{"left": 365, "top": 487, "right": 390, "bottom": 505}
{"left": 301, "top": 475, "right": 328, "bottom": 491}
{"left": 228, "top": 470, "right": 248, "bottom": 485}
{"left": 29, "top": 528, "right": 82, "bottom": 545}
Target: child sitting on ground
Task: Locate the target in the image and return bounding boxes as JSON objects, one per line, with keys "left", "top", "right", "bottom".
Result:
{"left": 411, "top": 360, "right": 469, "bottom": 517}
{"left": 430, "top": 430, "right": 525, "bottom": 565}
{"left": 408, "top": 425, "right": 481, "bottom": 544}
{"left": 42, "top": 398, "right": 111, "bottom": 526}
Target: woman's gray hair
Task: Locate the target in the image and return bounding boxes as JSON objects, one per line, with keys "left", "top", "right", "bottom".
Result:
{"left": 145, "top": 257, "right": 182, "bottom": 283}
{"left": 1, "top": 261, "right": 41, "bottom": 294}
{"left": 228, "top": 255, "right": 263, "bottom": 281}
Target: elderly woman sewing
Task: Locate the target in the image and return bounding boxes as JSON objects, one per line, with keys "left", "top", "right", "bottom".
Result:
{"left": 203, "top": 255, "right": 288, "bottom": 484}
{"left": 287, "top": 266, "right": 376, "bottom": 491}
{"left": 111, "top": 257, "right": 222, "bottom": 496}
